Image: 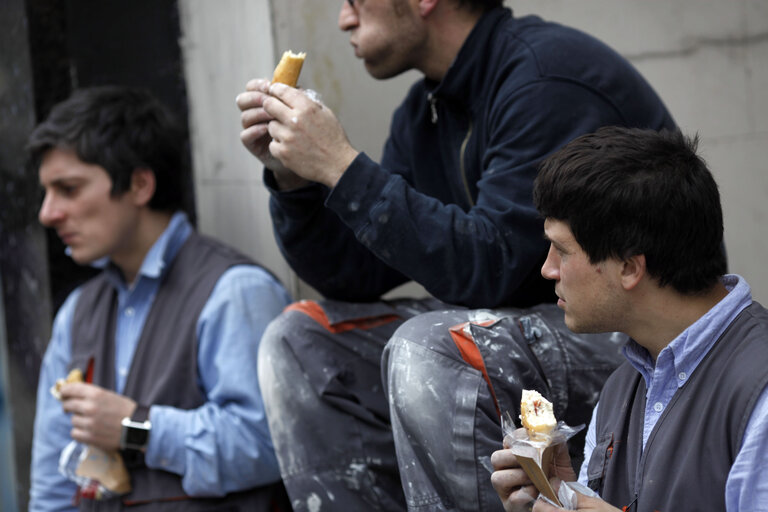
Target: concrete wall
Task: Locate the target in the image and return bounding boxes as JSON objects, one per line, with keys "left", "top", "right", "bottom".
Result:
{"left": 179, "top": 0, "right": 768, "bottom": 303}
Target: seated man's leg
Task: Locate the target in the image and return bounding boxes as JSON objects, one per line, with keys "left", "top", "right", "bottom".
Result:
{"left": 258, "top": 298, "right": 446, "bottom": 512}
{"left": 383, "top": 304, "right": 625, "bottom": 511}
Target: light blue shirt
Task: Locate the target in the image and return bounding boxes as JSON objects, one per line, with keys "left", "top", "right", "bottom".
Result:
{"left": 579, "top": 275, "right": 768, "bottom": 511}
{"left": 30, "top": 213, "right": 291, "bottom": 511}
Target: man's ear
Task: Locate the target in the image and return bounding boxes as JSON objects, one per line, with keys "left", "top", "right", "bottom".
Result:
{"left": 620, "top": 254, "right": 646, "bottom": 291}
{"left": 130, "top": 168, "right": 156, "bottom": 207}
{"left": 418, "top": 0, "right": 440, "bottom": 17}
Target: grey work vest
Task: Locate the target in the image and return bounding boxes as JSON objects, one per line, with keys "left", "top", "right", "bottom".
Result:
{"left": 69, "top": 231, "right": 284, "bottom": 511}
{"left": 587, "top": 302, "right": 768, "bottom": 512}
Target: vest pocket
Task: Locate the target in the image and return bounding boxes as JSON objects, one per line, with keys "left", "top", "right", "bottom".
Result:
{"left": 587, "top": 432, "right": 613, "bottom": 492}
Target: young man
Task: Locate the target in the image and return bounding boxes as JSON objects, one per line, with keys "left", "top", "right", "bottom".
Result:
{"left": 491, "top": 126, "right": 768, "bottom": 512}
{"left": 29, "top": 86, "right": 292, "bottom": 511}
{"left": 237, "top": 0, "right": 675, "bottom": 509}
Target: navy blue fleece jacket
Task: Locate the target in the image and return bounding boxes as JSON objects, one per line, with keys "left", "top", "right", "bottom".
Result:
{"left": 265, "top": 7, "right": 675, "bottom": 308}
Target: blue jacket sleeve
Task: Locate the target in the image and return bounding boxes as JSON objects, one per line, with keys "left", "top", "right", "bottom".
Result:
{"left": 269, "top": 80, "right": 630, "bottom": 307}
{"left": 143, "top": 265, "right": 291, "bottom": 496}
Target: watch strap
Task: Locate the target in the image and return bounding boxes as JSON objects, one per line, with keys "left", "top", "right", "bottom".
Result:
{"left": 122, "top": 404, "right": 151, "bottom": 469}
{"left": 131, "top": 404, "right": 150, "bottom": 423}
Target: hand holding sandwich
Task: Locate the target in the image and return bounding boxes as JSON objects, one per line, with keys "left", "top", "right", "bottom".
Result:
{"left": 491, "top": 440, "right": 576, "bottom": 511}
{"left": 238, "top": 80, "right": 358, "bottom": 190}
{"left": 60, "top": 382, "right": 137, "bottom": 452}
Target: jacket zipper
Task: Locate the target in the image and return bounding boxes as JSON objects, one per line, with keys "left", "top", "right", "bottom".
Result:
{"left": 428, "top": 93, "right": 475, "bottom": 207}
{"left": 459, "top": 120, "right": 474, "bottom": 207}
{"left": 427, "top": 93, "right": 438, "bottom": 123}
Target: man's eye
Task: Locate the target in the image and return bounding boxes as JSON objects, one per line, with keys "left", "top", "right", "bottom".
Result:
{"left": 59, "top": 185, "right": 78, "bottom": 196}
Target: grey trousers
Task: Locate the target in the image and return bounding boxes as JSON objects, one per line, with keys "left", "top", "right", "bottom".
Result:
{"left": 258, "top": 299, "right": 625, "bottom": 511}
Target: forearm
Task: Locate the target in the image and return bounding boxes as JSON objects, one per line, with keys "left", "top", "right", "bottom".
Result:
{"left": 266, "top": 168, "right": 410, "bottom": 300}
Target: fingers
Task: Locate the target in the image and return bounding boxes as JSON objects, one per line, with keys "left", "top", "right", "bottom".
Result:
{"left": 491, "top": 447, "right": 520, "bottom": 470}
{"left": 532, "top": 499, "right": 566, "bottom": 512}
{"left": 245, "top": 78, "right": 270, "bottom": 92}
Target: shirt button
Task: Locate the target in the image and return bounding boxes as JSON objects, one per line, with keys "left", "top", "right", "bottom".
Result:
{"left": 653, "top": 402, "right": 664, "bottom": 413}
{"left": 678, "top": 371, "right": 687, "bottom": 381}
{"left": 125, "top": 307, "right": 135, "bottom": 317}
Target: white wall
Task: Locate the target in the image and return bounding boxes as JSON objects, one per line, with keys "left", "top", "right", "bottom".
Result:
{"left": 179, "top": 0, "right": 768, "bottom": 302}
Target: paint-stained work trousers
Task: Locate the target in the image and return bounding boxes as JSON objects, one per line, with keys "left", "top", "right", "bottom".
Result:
{"left": 258, "top": 299, "right": 625, "bottom": 511}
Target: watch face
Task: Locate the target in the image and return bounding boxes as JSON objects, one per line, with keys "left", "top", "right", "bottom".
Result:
{"left": 125, "top": 424, "right": 149, "bottom": 446}
{"left": 121, "top": 418, "right": 151, "bottom": 450}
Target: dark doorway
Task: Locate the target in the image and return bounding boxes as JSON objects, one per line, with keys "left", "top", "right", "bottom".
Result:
{"left": 0, "top": 1, "right": 194, "bottom": 509}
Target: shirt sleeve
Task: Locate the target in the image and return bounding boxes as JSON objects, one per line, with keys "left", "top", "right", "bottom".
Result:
{"left": 143, "top": 265, "right": 291, "bottom": 496}
{"left": 725, "top": 382, "right": 768, "bottom": 511}
{"left": 578, "top": 402, "right": 599, "bottom": 487}
{"left": 29, "top": 289, "right": 82, "bottom": 512}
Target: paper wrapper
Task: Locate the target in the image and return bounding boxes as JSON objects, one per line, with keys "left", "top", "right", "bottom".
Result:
{"left": 76, "top": 446, "right": 132, "bottom": 495}
{"left": 502, "top": 411, "right": 584, "bottom": 508}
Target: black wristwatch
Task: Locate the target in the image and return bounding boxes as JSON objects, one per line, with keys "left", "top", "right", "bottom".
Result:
{"left": 120, "top": 405, "right": 151, "bottom": 451}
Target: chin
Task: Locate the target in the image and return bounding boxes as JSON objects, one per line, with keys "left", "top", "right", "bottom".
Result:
{"left": 364, "top": 60, "right": 409, "bottom": 81}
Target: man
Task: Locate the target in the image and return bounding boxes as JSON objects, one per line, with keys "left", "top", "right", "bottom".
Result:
{"left": 236, "top": 0, "right": 675, "bottom": 510}
{"left": 491, "top": 126, "right": 768, "bottom": 512}
{"left": 29, "top": 86, "right": 292, "bottom": 511}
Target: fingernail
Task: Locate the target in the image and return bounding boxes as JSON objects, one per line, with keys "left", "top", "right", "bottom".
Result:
{"left": 269, "top": 82, "right": 285, "bottom": 95}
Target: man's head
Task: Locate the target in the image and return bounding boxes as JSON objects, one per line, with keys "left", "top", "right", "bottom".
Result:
{"left": 338, "top": 0, "right": 501, "bottom": 80}
{"left": 28, "top": 86, "right": 185, "bottom": 213}
{"left": 535, "top": 125, "right": 726, "bottom": 290}
{"left": 30, "top": 86, "right": 185, "bottom": 265}
{"left": 534, "top": 127, "right": 727, "bottom": 329}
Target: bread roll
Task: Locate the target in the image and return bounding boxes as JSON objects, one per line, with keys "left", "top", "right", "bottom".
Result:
{"left": 51, "top": 368, "right": 84, "bottom": 400}
{"left": 519, "top": 389, "right": 557, "bottom": 438}
{"left": 272, "top": 50, "right": 306, "bottom": 87}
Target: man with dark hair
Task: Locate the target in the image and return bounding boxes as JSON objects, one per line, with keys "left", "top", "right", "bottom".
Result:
{"left": 29, "top": 86, "right": 292, "bottom": 511}
{"left": 491, "top": 126, "right": 768, "bottom": 512}
{"left": 237, "top": 0, "right": 676, "bottom": 510}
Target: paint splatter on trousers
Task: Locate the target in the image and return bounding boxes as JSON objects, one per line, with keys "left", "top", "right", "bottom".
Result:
{"left": 258, "top": 299, "right": 624, "bottom": 511}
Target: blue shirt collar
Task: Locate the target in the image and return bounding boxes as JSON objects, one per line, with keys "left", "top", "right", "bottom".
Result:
{"left": 623, "top": 274, "right": 752, "bottom": 384}
{"left": 100, "top": 211, "right": 192, "bottom": 289}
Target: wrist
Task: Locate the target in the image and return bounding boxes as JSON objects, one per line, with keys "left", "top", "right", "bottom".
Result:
{"left": 120, "top": 404, "right": 151, "bottom": 452}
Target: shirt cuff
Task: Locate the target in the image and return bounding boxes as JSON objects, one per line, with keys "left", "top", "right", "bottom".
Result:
{"left": 143, "top": 405, "right": 187, "bottom": 476}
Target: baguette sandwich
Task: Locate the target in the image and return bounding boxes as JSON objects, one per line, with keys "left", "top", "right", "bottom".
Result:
{"left": 272, "top": 50, "right": 306, "bottom": 87}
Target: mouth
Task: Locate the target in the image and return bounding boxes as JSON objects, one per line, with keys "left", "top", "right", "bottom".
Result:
{"left": 58, "top": 232, "right": 76, "bottom": 245}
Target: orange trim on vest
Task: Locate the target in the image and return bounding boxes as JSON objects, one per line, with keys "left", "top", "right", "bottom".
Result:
{"left": 285, "top": 300, "right": 400, "bottom": 334}
{"left": 449, "top": 320, "right": 501, "bottom": 418}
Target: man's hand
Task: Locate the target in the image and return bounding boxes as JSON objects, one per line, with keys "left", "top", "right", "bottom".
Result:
{"left": 532, "top": 493, "right": 622, "bottom": 512}
{"left": 257, "top": 81, "right": 358, "bottom": 188}
{"left": 60, "top": 382, "right": 137, "bottom": 451}
{"left": 491, "top": 447, "right": 538, "bottom": 511}
{"left": 491, "top": 437, "right": 579, "bottom": 512}
{"left": 237, "top": 79, "right": 306, "bottom": 188}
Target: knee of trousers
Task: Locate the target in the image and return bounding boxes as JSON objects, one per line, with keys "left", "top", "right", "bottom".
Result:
{"left": 257, "top": 310, "right": 319, "bottom": 413}
{"left": 383, "top": 309, "right": 472, "bottom": 411}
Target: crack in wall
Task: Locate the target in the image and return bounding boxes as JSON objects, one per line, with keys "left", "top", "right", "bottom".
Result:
{"left": 625, "top": 30, "right": 768, "bottom": 62}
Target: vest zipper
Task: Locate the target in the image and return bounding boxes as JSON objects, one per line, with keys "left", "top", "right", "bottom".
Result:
{"left": 459, "top": 120, "right": 475, "bottom": 207}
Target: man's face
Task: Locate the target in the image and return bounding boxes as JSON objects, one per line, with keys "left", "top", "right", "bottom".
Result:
{"left": 38, "top": 148, "right": 140, "bottom": 265}
{"left": 541, "top": 219, "right": 626, "bottom": 333}
{"left": 338, "top": 0, "right": 426, "bottom": 79}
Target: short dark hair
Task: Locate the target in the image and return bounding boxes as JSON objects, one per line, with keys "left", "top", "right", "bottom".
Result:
{"left": 456, "top": 0, "right": 503, "bottom": 12}
{"left": 28, "top": 86, "right": 185, "bottom": 212}
{"left": 534, "top": 126, "right": 727, "bottom": 295}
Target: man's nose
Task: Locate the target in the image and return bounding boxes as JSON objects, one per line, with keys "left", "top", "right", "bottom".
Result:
{"left": 338, "top": 0, "right": 358, "bottom": 31}
{"left": 38, "top": 192, "right": 63, "bottom": 227}
{"left": 541, "top": 246, "right": 559, "bottom": 281}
